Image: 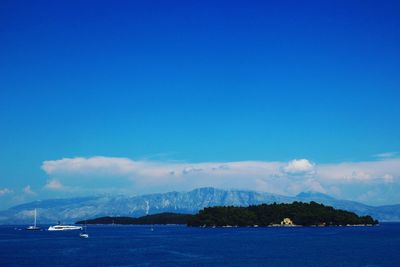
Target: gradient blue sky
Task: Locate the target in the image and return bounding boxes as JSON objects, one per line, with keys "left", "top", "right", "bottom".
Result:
{"left": 1, "top": 1, "right": 400, "bottom": 208}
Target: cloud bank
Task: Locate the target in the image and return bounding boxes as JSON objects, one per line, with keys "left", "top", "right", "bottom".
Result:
{"left": 41, "top": 156, "right": 400, "bottom": 204}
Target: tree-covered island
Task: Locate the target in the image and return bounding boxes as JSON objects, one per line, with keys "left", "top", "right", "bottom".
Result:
{"left": 187, "top": 202, "right": 378, "bottom": 227}
{"left": 76, "top": 202, "right": 378, "bottom": 227}
{"left": 76, "top": 212, "right": 193, "bottom": 225}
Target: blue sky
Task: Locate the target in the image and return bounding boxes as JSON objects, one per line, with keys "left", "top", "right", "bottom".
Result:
{"left": 1, "top": 1, "right": 400, "bottom": 208}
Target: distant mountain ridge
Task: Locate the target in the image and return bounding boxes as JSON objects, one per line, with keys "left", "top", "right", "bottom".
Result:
{"left": 1, "top": 187, "right": 400, "bottom": 224}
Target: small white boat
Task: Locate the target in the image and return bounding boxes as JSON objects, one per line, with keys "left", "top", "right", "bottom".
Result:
{"left": 26, "top": 209, "right": 41, "bottom": 231}
{"left": 48, "top": 224, "right": 82, "bottom": 231}
{"left": 79, "top": 233, "right": 89, "bottom": 238}
{"left": 79, "top": 221, "right": 89, "bottom": 238}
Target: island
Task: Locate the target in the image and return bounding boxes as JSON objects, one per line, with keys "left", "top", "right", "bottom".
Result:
{"left": 76, "top": 202, "right": 378, "bottom": 227}
{"left": 76, "top": 212, "right": 193, "bottom": 225}
{"left": 187, "top": 202, "right": 378, "bottom": 227}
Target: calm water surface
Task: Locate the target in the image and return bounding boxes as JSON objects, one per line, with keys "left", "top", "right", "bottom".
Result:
{"left": 0, "top": 223, "right": 399, "bottom": 266}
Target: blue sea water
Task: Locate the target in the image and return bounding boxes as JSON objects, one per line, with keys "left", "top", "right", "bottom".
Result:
{"left": 0, "top": 223, "right": 399, "bottom": 267}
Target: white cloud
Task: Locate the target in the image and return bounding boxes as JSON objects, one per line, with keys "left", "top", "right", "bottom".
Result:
{"left": 0, "top": 188, "right": 13, "bottom": 196}
{"left": 283, "top": 159, "right": 315, "bottom": 174}
{"left": 316, "top": 158, "right": 400, "bottom": 183}
{"left": 44, "top": 179, "right": 65, "bottom": 191}
{"left": 40, "top": 156, "right": 400, "bottom": 203}
{"left": 23, "top": 185, "right": 36, "bottom": 195}
{"left": 42, "top": 157, "right": 282, "bottom": 184}
{"left": 42, "top": 157, "right": 137, "bottom": 176}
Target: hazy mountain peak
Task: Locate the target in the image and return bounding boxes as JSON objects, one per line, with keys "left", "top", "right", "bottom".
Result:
{"left": 190, "top": 187, "right": 219, "bottom": 192}
{"left": 296, "top": 191, "right": 335, "bottom": 200}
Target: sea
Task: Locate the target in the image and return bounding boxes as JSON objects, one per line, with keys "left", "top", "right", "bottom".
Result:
{"left": 0, "top": 223, "right": 399, "bottom": 267}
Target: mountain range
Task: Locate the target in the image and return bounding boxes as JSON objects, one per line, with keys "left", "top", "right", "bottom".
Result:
{"left": 1, "top": 187, "right": 400, "bottom": 224}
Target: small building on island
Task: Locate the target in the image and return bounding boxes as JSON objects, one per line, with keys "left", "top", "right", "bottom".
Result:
{"left": 280, "top": 217, "right": 294, "bottom": 226}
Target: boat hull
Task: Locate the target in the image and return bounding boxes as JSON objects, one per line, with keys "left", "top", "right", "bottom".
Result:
{"left": 48, "top": 225, "right": 82, "bottom": 231}
{"left": 26, "top": 226, "right": 41, "bottom": 231}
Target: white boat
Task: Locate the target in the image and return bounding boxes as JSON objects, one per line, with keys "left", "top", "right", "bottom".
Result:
{"left": 79, "top": 221, "right": 89, "bottom": 238}
{"left": 26, "top": 209, "right": 41, "bottom": 231}
{"left": 48, "top": 224, "right": 82, "bottom": 231}
{"left": 79, "top": 232, "right": 89, "bottom": 238}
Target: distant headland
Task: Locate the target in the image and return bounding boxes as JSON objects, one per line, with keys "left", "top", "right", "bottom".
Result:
{"left": 77, "top": 202, "right": 378, "bottom": 227}
{"left": 76, "top": 212, "right": 192, "bottom": 225}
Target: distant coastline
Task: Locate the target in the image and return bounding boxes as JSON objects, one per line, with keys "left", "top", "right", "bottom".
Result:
{"left": 3, "top": 187, "right": 399, "bottom": 224}
{"left": 76, "top": 212, "right": 192, "bottom": 225}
